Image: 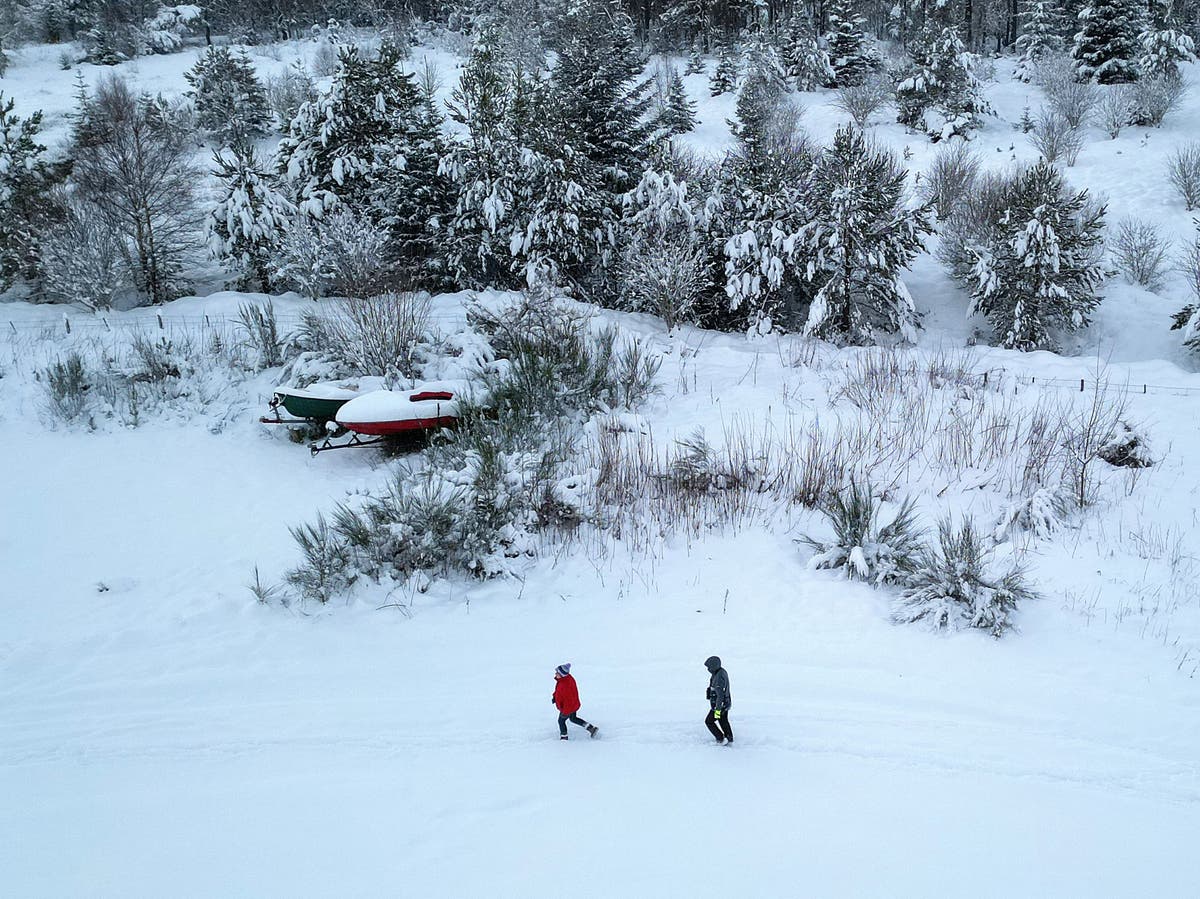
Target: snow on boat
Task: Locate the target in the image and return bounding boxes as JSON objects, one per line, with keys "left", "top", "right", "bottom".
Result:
{"left": 335, "top": 382, "right": 464, "bottom": 436}
{"left": 264, "top": 376, "right": 388, "bottom": 423}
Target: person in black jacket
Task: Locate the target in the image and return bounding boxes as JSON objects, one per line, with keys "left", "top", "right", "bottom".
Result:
{"left": 704, "top": 655, "right": 733, "bottom": 744}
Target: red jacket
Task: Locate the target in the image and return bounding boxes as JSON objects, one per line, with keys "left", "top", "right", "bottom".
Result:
{"left": 553, "top": 674, "right": 581, "bottom": 714}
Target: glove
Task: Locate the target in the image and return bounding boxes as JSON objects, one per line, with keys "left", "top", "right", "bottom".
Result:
{"left": 712, "top": 709, "right": 722, "bottom": 720}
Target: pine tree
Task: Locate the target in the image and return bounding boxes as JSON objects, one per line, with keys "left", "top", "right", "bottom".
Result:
{"left": 784, "top": 6, "right": 835, "bottom": 90}
{"left": 826, "top": 0, "right": 875, "bottom": 87}
{"left": 1138, "top": 27, "right": 1196, "bottom": 80}
{"left": 801, "top": 125, "right": 933, "bottom": 343}
{"left": 371, "top": 79, "right": 454, "bottom": 286}
{"left": 205, "top": 143, "right": 297, "bottom": 291}
{"left": 895, "top": 24, "right": 989, "bottom": 141}
{"left": 277, "top": 43, "right": 424, "bottom": 219}
{"left": 0, "top": 93, "right": 54, "bottom": 291}
{"left": 657, "top": 65, "right": 698, "bottom": 136}
{"left": 1072, "top": 0, "right": 1142, "bottom": 83}
{"left": 1015, "top": 0, "right": 1065, "bottom": 82}
{"left": 730, "top": 39, "right": 791, "bottom": 183}
{"left": 967, "top": 162, "right": 1106, "bottom": 350}
{"left": 710, "top": 42, "right": 739, "bottom": 95}
{"left": 1170, "top": 219, "right": 1200, "bottom": 354}
{"left": 185, "top": 47, "right": 270, "bottom": 144}
{"left": 685, "top": 40, "right": 706, "bottom": 75}
{"left": 550, "top": 0, "right": 651, "bottom": 195}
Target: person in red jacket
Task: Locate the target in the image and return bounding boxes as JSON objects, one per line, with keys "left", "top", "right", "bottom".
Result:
{"left": 552, "top": 663, "right": 599, "bottom": 740}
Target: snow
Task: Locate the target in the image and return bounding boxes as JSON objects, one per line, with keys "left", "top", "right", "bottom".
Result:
{"left": 280, "top": 375, "right": 387, "bottom": 400}
{"left": 335, "top": 380, "right": 468, "bottom": 425}
{"left": 3, "top": 33, "right": 1200, "bottom": 897}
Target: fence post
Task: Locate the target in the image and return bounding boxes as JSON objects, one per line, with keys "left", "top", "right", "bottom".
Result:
{"left": 156, "top": 313, "right": 164, "bottom": 330}
{"left": 983, "top": 371, "right": 989, "bottom": 387}
{"left": 8, "top": 321, "right": 15, "bottom": 334}
{"left": 63, "top": 314, "right": 71, "bottom": 335}
{"left": 1080, "top": 378, "right": 1085, "bottom": 392}
{"left": 1143, "top": 384, "right": 1148, "bottom": 395}
{"left": 102, "top": 317, "right": 110, "bottom": 331}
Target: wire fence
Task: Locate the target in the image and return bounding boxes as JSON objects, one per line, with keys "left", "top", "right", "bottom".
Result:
{"left": 7, "top": 311, "right": 1200, "bottom": 397}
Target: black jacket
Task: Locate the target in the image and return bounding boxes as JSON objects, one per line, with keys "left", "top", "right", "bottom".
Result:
{"left": 705, "top": 656, "right": 731, "bottom": 711}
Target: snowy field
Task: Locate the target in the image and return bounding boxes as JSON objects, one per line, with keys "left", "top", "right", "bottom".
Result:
{"left": 3, "top": 32, "right": 1200, "bottom": 898}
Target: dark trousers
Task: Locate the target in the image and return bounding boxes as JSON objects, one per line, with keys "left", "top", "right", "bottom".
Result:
{"left": 558, "top": 712, "right": 590, "bottom": 735}
{"left": 705, "top": 709, "right": 733, "bottom": 743}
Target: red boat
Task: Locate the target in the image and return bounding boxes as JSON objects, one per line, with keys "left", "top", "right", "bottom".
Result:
{"left": 309, "top": 381, "right": 468, "bottom": 454}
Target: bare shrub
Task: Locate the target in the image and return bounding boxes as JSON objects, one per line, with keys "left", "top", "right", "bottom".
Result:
{"left": 1167, "top": 142, "right": 1200, "bottom": 210}
{"left": 323, "top": 291, "right": 432, "bottom": 377}
{"left": 264, "top": 63, "right": 316, "bottom": 133}
{"left": 237, "top": 300, "right": 284, "bottom": 369}
{"left": 1061, "top": 380, "right": 1131, "bottom": 509}
{"left": 272, "top": 208, "right": 391, "bottom": 300}
{"left": 834, "top": 75, "right": 891, "bottom": 127}
{"left": 920, "top": 141, "right": 981, "bottom": 219}
{"left": 1030, "top": 110, "right": 1083, "bottom": 166}
{"left": 71, "top": 75, "right": 201, "bottom": 304}
{"left": 1109, "top": 217, "right": 1170, "bottom": 290}
{"left": 310, "top": 40, "right": 340, "bottom": 77}
{"left": 1036, "top": 55, "right": 1098, "bottom": 127}
{"left": 1095, "top": 86, "right": 1131, "bottom": 138}
{"left": 1126, "top": 75, "right": 1188, "bottom": 127}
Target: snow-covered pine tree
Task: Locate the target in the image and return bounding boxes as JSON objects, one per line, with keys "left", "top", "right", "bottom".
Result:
{"left": 1072, "top": 0, "right": 1142, "bottom": 83}
{"left": 896, "top": 19, "right": 989, "bottom": 140}
{"left": 685, "top": 40, "right": 706, "bottom": 75}
{"left": 185, "top": 46, "right": 270, "bottom": 144}
{"left": 1138, "top": 27, "right": 1196, "bottom": 79}
{"left": 371, "top": 74, "right": 454, "bottom": 287}
{"left": 967, "top": 162, "right": 1106, "bottom": 350}
{"left": 1015, "top": 0, "right": 1065, "bottom": 82}
{"left": 825, "top": 0, "right": 876, "bottom": 87}
{"left": 439, "top": 27, "right": 524, "bottom": 288}
{"left": 783, "top": 5, "right": 835, "bottom": 90}
{"left": 801, "top": 125, "right": 933, "bottom": 343}
{"left": 730, "top": 36, "right": 791, "bottom": 183}
{"left": 710, "top": 41, "right": 739, "bottom": 95}
{"left": 205, "top": 142, "right": 297, "bottom": 291}
{"left": 0, "top": 94, "right": 53, "bottom": 291}
{"left": 657, "top": 64, "right": 698, "bottom": 136}
{"left": 277, "top": 42, "right": 423, "bottom": 220}
{"left": 550, "top": 0, "right": 652, "bottom": 195}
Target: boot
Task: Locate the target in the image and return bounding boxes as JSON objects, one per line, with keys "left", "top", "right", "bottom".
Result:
{"left": 560, "top": 734, "right": 568, "bottom": 741}
{"left": 587, "top": 724, "right": 598, "bottom": 738}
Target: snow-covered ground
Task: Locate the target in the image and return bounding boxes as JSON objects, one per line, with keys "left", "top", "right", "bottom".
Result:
{"left": 3, "top": 34, "right": 1200, "bottom": 897}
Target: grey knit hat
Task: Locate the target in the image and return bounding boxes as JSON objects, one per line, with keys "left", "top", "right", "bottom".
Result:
{"left": 555, "top": 663, "right": 571, "bottom": 677}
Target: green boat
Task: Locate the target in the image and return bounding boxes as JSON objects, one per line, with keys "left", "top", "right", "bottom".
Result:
{"left": 262, "top": 377, "right": 388, "bottom": 424}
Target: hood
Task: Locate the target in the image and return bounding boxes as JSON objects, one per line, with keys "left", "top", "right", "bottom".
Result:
{"left": 704, "top": 656, "right": 721, "bottom": 673}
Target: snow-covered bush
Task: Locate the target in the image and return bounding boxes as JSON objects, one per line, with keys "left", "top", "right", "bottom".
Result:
{"left": 994, "top": 487, "right": 1070, "bottom": 542}
{"left": 920, "top": 140, "right": 981, "bottom": 220}
{"left": 1036, "top": 56, "right": 1098, "bottom": 126}
{"left": 1125, "top": 74, "right": 1188, "bottom": 126}
{"left": 1110, "top": 217, "right": 1169, "bottom": 290}
{"left": 285, "top": 514, "right": 356, "bottom": 604}
{"left": 41, "top": 353, "right": 91, "bottom": 424}
{"left": 834, "top": 74, "right": 891, "bottom": 127}
{"left": 1030, "top": 110, "right": 1083, "bottom": 166}
{"left": 618, "top": 238, "right": 708, "bottom": 329}
{"left": 894, "top": 23, "right": 990, "bottom": 141}
{"left": 802, "top": 481, "right": 924, "bottom": 586}
{"left": 1097, "top": 421, "right": 1154, "bottom": 468}
{"left": 1095, "top": 86, "right": 1131, "bottom": 138}
{"left": 270, "top": 208, "right": 390, "bottom": 300}
{"left": 1167, "top": 143, "right": 1200, "bottom": 210}
{"left": 0, "top": 94, "right": 53, "bottom": 292}
{"left": 666, "top": 429, "right": 754, "bottom": 492}
{"left": 825, "top": 0, "right": 877, "bottom": 87}
{"left": 140, "top": 5, "right": 205, "bottom": 55}
{"left": 1061, "top": 381, "right": 1131, "bottom": 508}
{"left": 893, "top": 518, "right": 1035, "bottom": 637}
{"left": 39, "top": 196, "right": 126, "bottom": 311}
{"left": 321, "top": 291, "right": 432, "bottom": 378}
